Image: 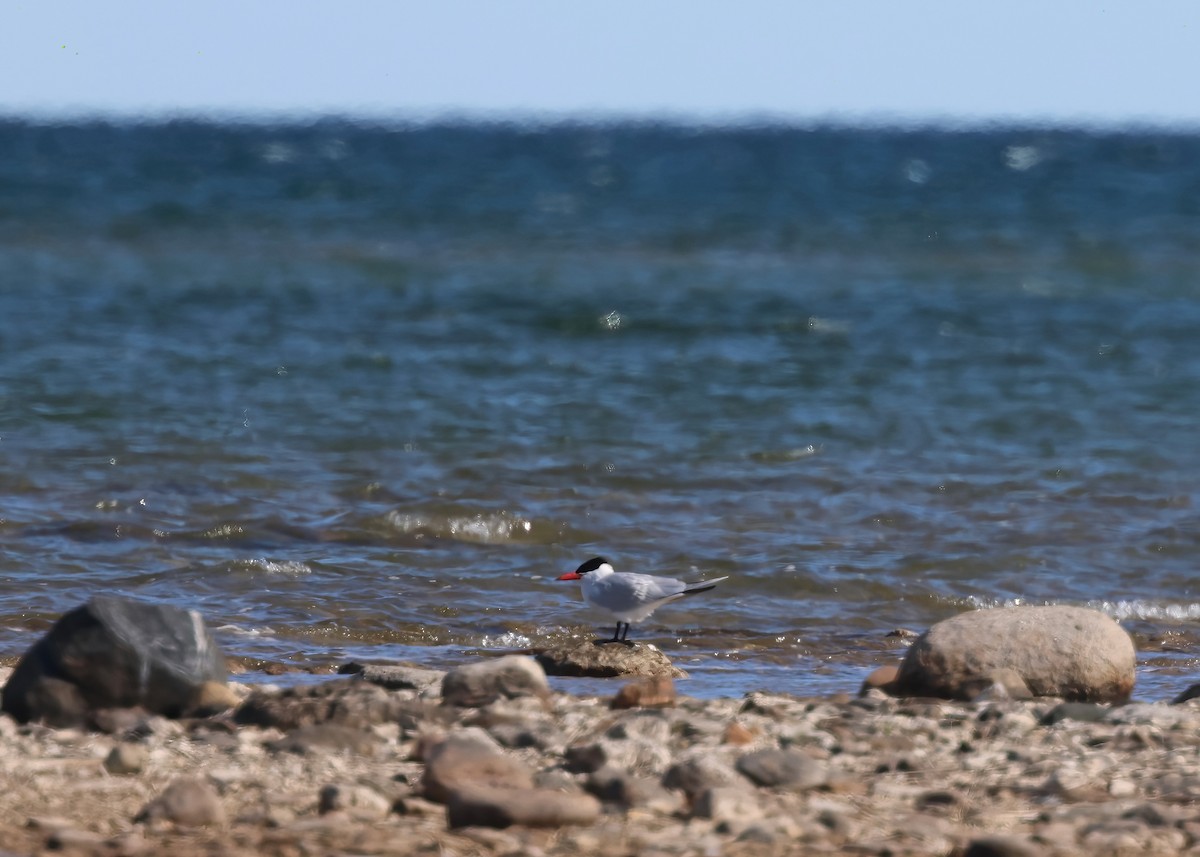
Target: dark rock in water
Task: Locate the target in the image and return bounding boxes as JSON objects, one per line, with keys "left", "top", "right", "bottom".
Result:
{"left": 1, "top": 595, "right": 227, "bottom": 724}
{"left": 536, "top": 640, "right": 687, "bottom": 678}
{"left": 441, "top": 655, "right": 549, "bottom": 706}
{"left": 894, "top": 605, "right": 1135, "bottom": 703}
{"left": 1172, "top": 682, "right": 1200, "bottom": 705}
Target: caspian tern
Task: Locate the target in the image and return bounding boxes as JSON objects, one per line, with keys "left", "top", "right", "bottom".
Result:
{"left": 556, "top": 556, "right": 729, "bottom": 643}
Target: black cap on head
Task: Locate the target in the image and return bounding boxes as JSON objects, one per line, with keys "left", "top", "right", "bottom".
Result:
{"left": 575, "top": 556, "right": 608, "bottom": 575}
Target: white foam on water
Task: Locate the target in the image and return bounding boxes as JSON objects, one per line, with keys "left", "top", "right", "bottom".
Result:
{"left": 961, "top": 595, "right": 1200, "bottom": 623}
{"left": 478, "top": 631, "right": 534, "bottom": 648}
{"left": 384, "top": 510, "right": 533, "bottom": 544}
{"left": 215, "top": 624, "right": 278, "bottom": 637}
{"left": 236, "top": 558, "right": 313, "bottom": 575}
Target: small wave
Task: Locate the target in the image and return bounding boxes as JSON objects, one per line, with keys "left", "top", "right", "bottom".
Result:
{"left": 383, "top": 509, "right": 535, "bottom": 544}
{"left": 961, "top": 595, "right": 1200, "bottom": 623}
{"left": 234, "top": 558, "right": 313, "bottom": 576}
{"left": 214, "top": 624, "right": 277, "bottom": 637}
{"left": 478, "top": 631, "right": 534, "bottom": 648}
{"left": 807, "top": 316, "right": 850, "bottom": 335}
{"left": 749, "top": 445, "right": 819, "bottom": 463}
{"left": 1091, "top": 600, "right": 1200, "bottom": 622}
{"left": 960, "top": 596, "right": 1051, "bottom": 610}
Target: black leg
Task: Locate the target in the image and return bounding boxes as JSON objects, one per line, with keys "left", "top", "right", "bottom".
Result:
{"left": 602, "top": 621, "right": 634, "bottom": 644}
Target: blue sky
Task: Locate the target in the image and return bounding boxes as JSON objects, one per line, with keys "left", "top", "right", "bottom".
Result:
{"left": 3, "top": 1, "right": 1198, "bottom": 126}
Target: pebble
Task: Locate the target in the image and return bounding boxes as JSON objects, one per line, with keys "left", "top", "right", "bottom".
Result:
{"left": 5, "top": 650, "right": 1200, "bottom": 856}
{"left": 421, "top": 732, "right": 534, "bottom": 803}
{"left": 962, "top": 834, "right": 1040, "bottom": 857}
{"left": 661, "top": 752, "right": 741, "bottom": 800}
{"left": 266, "top": 723, "right": 382, "bottom": 755}
{"left": 103, "top": 742, "right": 148, "bottom": 775}
{"left": 317, "top": 783, "right": 393, "bottom": 818}
{"left": 734, "top": 747, "right": 828, "bottom": 791}
{"left": 446, "top": 785, "right": 601, "bottom": 829}
{"left": 134, "top": 776, "right": 226, "bottom": 827}
{"left": 692, "top": 785, "right": 763, "bottom": 825}
{"left": 611, "top": 676, "right": 676, "bottom": 709}
{"left": 189, "top": 680, "right": 240, "bottom": 716}
{"left": 721, "top": 721, "right": 758, "bottom": 746}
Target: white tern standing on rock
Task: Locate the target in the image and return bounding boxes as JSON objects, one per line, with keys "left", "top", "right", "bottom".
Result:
{"left": 556, "top": 556, "right": 728, "bottom": 643}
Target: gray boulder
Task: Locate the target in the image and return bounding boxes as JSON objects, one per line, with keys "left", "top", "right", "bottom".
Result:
{"left": 894, "top": 605, "right": 1135, "bottom": 703}
{"left": 2, "top": 595, "right": 228, "bottom": 724}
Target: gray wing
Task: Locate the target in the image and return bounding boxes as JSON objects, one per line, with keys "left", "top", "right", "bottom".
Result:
{"left": 590, "top": 572, "right": 687, "bottom": 613}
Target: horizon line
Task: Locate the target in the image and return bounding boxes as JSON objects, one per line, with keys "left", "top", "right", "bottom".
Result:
{"left": 3, "top": 104, "right": 1200, "bottom": 134}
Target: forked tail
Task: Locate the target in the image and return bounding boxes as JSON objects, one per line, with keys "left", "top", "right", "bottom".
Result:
{"left": 681, "top": 575, "right": 729, "bottom": 595}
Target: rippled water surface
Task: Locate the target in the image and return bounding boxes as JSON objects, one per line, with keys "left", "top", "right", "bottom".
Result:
{"left": 2, "top": 120, "right": 1199, "bottom": 699}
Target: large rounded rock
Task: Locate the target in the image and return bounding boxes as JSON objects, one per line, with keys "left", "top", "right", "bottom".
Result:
{"left": 894, "top": 606, "right": 1135, "bottom": 703}
{"left": 2, "top": 595, "right": 228, "bottom": 723}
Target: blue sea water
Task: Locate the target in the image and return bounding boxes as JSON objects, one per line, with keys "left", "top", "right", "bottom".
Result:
{"left": 1, "top": 119, "right": 1198, "bottom": 699}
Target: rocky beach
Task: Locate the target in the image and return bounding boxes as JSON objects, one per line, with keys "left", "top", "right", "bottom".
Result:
{"left": 0, "top": 598, "right": 1199, "bottom": 857}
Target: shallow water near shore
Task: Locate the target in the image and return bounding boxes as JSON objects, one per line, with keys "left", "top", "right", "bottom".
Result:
{"left": 1, "top": 119, "right": 1199, "bottom": 702}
